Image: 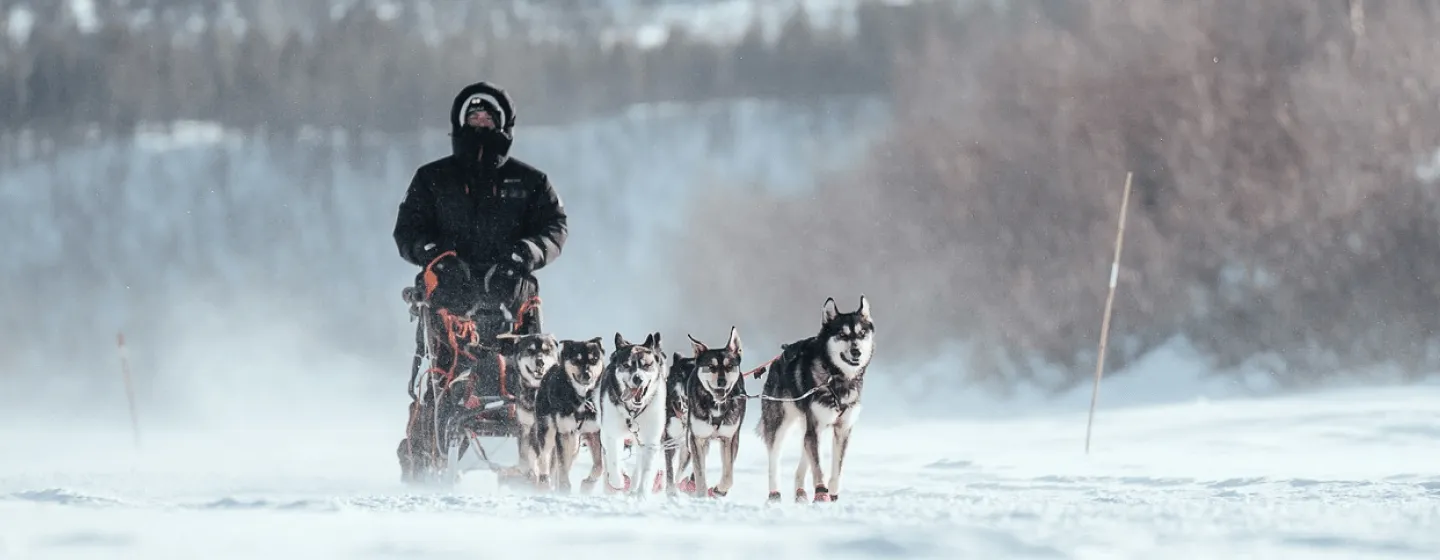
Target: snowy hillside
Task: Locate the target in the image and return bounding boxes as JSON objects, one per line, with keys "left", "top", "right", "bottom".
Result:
{"left": 1, "top": 379, "right": 1436, "bottom": 559}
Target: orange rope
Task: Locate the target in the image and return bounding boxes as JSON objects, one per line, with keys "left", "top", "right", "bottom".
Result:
{"left": 432, "top": 308, "right": 479, "bottom": 386}
{"left": 421, "top": 250, "right": 458, "bottom": 300}
{"left": 512, "top": 295, "right": 541, "bottom": 333}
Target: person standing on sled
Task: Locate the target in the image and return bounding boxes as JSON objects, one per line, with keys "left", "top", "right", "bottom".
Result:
{"left": 394, "top": 81, "right": 567, "bottom": 341}
{"left": 393, "top": 83, "right": 564, "bottom": 486}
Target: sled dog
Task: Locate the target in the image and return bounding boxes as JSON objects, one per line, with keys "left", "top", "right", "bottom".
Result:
{"left": 758, "top": 295, "right": 874, "bottom": 503}
{"left": 662, "top": 352, "right": 695, "bottom": 496}
{"left": 680, "top": 327, "right": 748, "bottom": 498}
{"left": 494, "top": 332, "right": 559, "bottom": 485}
{"left": 533, "top": 337, "right": 606, "bottom": 492}
{"left": 598, "top": 332, "right": 668, "bottom": 496}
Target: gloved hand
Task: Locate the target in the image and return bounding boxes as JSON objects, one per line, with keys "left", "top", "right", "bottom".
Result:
{"left": 412, "top": 241, "right": 451, "bottom": 264}
{"left": 422, "top": 251, "right": 476, "bottom": 312}
{"left": 481, "top": 261, "right": 524, "bottom": 295}
{"left": 508, "top": 240, "right": 543, "bottom": 273}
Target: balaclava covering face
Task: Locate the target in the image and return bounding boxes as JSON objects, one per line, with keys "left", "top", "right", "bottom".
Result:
{"left": 449, "top": 81, "right": 516, "bottom": 170}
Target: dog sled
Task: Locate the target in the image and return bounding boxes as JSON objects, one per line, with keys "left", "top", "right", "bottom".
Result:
{"left": 395, "top": 257, "right": 542, "bottom": 489}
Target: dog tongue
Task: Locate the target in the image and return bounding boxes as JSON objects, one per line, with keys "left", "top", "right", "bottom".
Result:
{"left": 630, "top": 387, "right": 644, "bottom": 401}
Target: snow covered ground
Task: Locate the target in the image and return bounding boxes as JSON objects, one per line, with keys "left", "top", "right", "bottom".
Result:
{"left": 2, "top": 381, "right": 1437, "bottom": 559}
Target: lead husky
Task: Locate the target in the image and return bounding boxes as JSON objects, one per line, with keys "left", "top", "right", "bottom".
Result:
{"left": 533, "top": 337, "right": 606, "bottom": 492}
{"left": 494, "top": 332, "right": 560, "bottom": 486}
{"left": 758, "top": 295, "right": 874, "bottom": 503}
{"left": 597, "top": 332, "right": 668, "bottom": 497}
{"left": 681, "top": 327, "right": 748, "bottom": 498}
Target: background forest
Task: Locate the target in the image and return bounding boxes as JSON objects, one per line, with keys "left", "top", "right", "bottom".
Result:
{"left": 4, "top": 0, "right": 1438, "bottom": 421}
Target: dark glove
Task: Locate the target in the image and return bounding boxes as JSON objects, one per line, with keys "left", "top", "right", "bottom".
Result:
{"left": 411, "top": 241, "right": 452, "bottom": 265}
{"left": 422, "top": 252, "right": 476, "bottom": 312}
{"left": 508, "top": 240, "right": 543, "bottom": 273}
{"left": 481, "top": 261, "right": 524, "bottom": 294}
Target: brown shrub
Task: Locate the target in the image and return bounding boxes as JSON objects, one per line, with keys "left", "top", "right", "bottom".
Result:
{"left": 668, "top": 0, "right": 1440, "bottom": 392}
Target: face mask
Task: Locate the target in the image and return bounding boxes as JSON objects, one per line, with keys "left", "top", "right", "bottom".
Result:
{"left": 451, "top": 126, "right": 512, "bottom": 168}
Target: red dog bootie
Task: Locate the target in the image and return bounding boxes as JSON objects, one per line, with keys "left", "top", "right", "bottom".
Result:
{"left": 677, "top": 475, "right": 697, "bottom": 493}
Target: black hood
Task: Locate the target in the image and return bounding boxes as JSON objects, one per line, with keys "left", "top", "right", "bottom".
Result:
{"left": 450, "top": 81, "right": 517, "bottom": 168}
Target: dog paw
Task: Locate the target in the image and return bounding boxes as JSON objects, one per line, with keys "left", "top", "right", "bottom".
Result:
{"left": 766, "top": 491, "right": 783, "bottom": 504}
{"left": 813, "top": 485, "right": 831, "bottom": 503}
{"left": 794, "top": 488, "right": 808, "bottom": 503}
{"left": 708, "top": 487, "right": 727, "bottom": 498}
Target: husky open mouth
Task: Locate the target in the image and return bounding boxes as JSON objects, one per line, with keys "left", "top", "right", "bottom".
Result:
{"left": 627, "top": 384, "right": 648, "bottom": 406}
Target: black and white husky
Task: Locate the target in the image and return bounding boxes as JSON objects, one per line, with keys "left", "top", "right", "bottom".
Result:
{"left": 597, "top": 332, "right": 668, "bottom": 497}
{"left": 494, "top": 332, "right": 560, "bottom": 486}
{"left": 680, "top": 327, "right": 748, "bottom": 498}
{"left": 533, "top": 337, "right": 606, "bottom": 492}
{"left": 662, "top": 352, "right": 696, "bottom": 496}
{"left": 758, "top": 296, "right": 874, "bottom": 503}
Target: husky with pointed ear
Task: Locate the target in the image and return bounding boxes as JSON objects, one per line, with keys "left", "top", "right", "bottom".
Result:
{"left": 681, "top": 326, "right": 748, "bottom": 498}
{"left": 532, "top": 337, "right": 606, "bottom": 492}
{"left": 597, "top": 332, "right": 668, "bottom": 497}
{"left": 494, "top": 332, "right": 560, "bottom": 486}
{"left": 757, "top": 295, "right": 874, "bottom": 504}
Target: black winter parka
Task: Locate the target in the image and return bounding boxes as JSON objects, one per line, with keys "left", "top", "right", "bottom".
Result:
{"left": 392, "top": 154, "right": 567, "bottom": 274}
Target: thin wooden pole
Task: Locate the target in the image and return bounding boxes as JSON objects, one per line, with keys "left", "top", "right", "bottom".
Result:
{"left": 117, "top": 332, "right": 141, "bottom": 450}
{"left": 1085, "top": 171, "right": 1133, "bottom": 455}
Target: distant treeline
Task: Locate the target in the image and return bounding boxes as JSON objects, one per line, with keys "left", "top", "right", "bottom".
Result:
{"left": 0, "top": 0, "right": 961, "bottom": 142}
{"left": 676, "top": 0, "right": 1440, "bottom": 391}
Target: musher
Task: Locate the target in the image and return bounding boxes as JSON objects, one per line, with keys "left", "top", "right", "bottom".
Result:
{"left": 393, "top": 81, "right": 569, "bottom": 484}
{"left": 393, "top": 80, "right": 568, "bottom": 394}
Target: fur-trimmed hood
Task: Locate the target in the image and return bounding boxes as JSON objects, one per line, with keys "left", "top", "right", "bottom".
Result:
{"left": 449, "top": 81, "right": 517, "bottom": 166}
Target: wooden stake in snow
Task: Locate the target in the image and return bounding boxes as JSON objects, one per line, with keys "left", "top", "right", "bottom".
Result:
{"left": 117, "top": 332, "right": 142, "bottom": 449}
{"left": 1085, "top": 171, "right": 1133, "bottom": 455}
